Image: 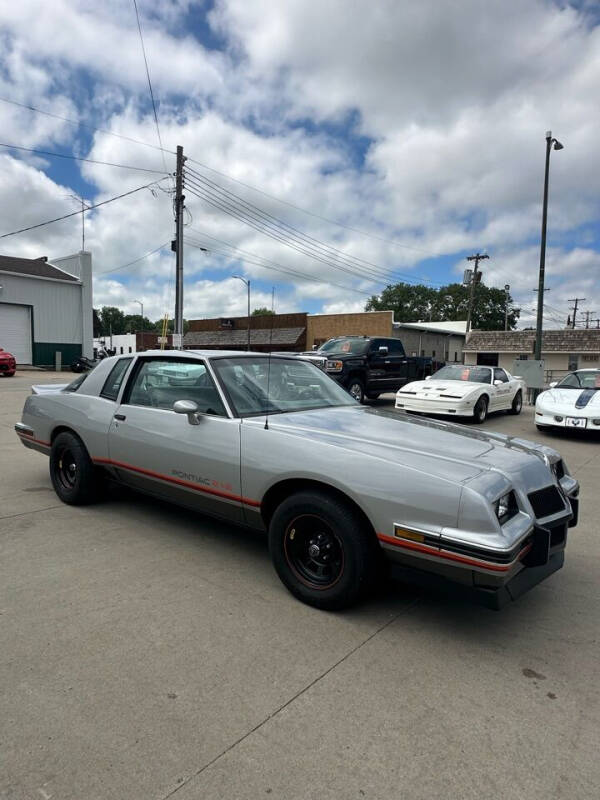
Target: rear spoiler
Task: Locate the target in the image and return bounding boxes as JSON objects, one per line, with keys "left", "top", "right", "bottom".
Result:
{"left": 31, "top": 384, "right": 68, "bottom": 395}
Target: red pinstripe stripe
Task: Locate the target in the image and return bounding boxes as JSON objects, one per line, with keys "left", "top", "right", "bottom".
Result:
{"left": 93, "top": 457, "right": 261, "bottom": 508}
{"left": 377, "top": 532, "right": 531, "bottom": 572}
{"left": 16, "top": 432, "right": 50, "bottom": 447}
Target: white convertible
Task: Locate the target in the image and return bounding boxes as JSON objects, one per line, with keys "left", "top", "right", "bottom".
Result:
{"left": 395, "top": 364, "right": 525, "bottom": 423}
{"left": 535, "top": 369, "right": 600, "bottom": 432}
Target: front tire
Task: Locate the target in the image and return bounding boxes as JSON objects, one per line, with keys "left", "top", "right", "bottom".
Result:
{"left": 50, "top": 431, "right": 103, "bottom": 505}
{"left": 473, "top": 395, "right": 488, "bottom": 424}
{"left": 508, "top": 390, "right": 522, "bottom": 415}
{"left": 268, "top": 491, "right": 377, "bottom": 610}
{"left": 347, "top": 379, "right": 365, "bottom": 404}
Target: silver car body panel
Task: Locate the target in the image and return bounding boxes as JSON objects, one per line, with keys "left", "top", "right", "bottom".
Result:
{"left": 16, "top": 350, "right": 578, "bottom": 598}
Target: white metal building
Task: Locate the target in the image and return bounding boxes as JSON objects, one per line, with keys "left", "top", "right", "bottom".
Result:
{"left": 0, "top": 252, "right": 93, "bottom": 366}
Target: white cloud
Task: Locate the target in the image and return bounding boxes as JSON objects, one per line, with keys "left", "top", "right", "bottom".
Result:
{"left": 0, "top": 0, "right": 599, "bottom": 325}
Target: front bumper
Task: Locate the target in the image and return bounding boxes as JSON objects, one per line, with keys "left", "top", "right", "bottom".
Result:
{"left": 535, "top": 408, "right": 600, "bottom": 430}
{"left": 395, "top": 395, "right": 475, "bottom": 417}
{"left": 384, "top": 494, "right": 576, "bottom": 609}
{"left": 390, "top": 548, "right": 564, "bottom": 609}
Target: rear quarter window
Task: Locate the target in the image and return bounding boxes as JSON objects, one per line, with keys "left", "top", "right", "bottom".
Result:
{"left": 100, "top": 358, "right": 133, "bottom": 401}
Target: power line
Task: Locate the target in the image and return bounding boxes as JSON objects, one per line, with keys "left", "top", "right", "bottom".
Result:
{"left": 0, "top": 142, "right": 169, "bottom": 174}
{"left": 96, "top": 242, "right": 171, "bottom": 275}
{"left": 184, "top": 236, "right": 372, "bottom": 297}
{"left": 0, "top": 177, "right": 169, "bottom": 240}
{"left": 185, "top": 156, "right": 444, "bottom": 257}
{"left": 132, "top": 0, "right": 170, "bottom": 181}
{"left": 184, "top": 168, "right": 442, "bottom": 287}
{"left": 185, "top": 165, "right": 417, "bottom": 282}
{"left": 0, "top": 96, "right": 172, "bottom": 154}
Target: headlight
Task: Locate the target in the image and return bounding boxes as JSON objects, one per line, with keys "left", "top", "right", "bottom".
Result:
{"left": 326, "top": 360, "right": 343, "bottom": 372}
{"left": 494, "top": 491, "right": 518, "bottom": 525}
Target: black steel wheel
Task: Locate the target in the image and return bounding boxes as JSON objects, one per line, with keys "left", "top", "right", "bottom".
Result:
{"left": 347, "top": 379, "right": 365, "bottom": 404}
{"left": 508, "top": 390, "right": 522, "bottom": 415}
{"left": 473, "top": 395, "right": 488, "bottom": 424}
{"left": 268, "top": 490, "right": 377, "bottom": 610}
{"left": 50, "top": 431, "right": 103, "bottom": 505}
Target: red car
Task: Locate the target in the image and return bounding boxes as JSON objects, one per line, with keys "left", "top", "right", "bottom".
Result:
{"left": 0, "top": 348, "right": 16, "bottom": 377}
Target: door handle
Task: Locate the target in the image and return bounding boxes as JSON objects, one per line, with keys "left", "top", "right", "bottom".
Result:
{"left": 114, "top": 413, "right": 126, "bottom": 421}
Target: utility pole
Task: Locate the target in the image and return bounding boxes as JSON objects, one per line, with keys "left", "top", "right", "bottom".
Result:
{"left": 568, "top": 297, "right": 585, "bottom": 329}
{"left": 174, "top": 145, "right": 186, "bottom": 349}
{"left": 583, "top": 310, "right": 596, "bottom": 329}
{"left": 535, "top": 131, "right": 563, "bottom": 363}
{"left": 465, "top": 253, "right": 489, "bottom": 333}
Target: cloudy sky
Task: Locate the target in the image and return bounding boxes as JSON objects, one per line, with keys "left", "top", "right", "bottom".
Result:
{"left": 1, "top": 0, "right": 599, "bottom": 328}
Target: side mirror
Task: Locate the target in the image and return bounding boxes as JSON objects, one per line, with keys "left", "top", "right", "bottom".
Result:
{"left": 378, "top": 346, "right": 388, "bottom": 355}
{"left": 549, "top": 381, "right": 557, "bottom": 388}
{"left": 425, "top": 375, "right": 431, "bottom": 381}
{"left": 173, "top": 399, "right": 201, "bottom": 425}
{"left": 494, "top": 379, "right": 503, "bottom": 386}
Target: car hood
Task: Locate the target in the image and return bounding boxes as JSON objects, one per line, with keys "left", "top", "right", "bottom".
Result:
{"left": 260, "top": 406, "right": 558, "bottom": 488}
{"left": 538, "top": 387, "right": 600, "bottom": 410}
{"left": 398, "top": 379, "right": 487, "bottom": 397}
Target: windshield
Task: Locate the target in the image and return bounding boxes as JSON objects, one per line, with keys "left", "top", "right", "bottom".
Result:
{"left": 557, "top": 370, "right": 600, "bottom": 389}
{"left": 319, "top": 338, "right": 370, "bottom": 355}
{"left": 212, "top": 356, "right": 358, "bottom": 417}
{"left": 430, "top": 365, "right": 492, "bottom": 384}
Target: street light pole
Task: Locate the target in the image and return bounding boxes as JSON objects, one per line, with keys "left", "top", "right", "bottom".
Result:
{"left": 504, "top": 284, "right": 510, "bottom": 331}
{"left": 232, "top": 275, "right": 251, "bottom": 351}
{"left": 535, "top": 131, "right": 563, "bottom": 362}
{"left": 134, "top": 300, "right": 144, "bottom": 352}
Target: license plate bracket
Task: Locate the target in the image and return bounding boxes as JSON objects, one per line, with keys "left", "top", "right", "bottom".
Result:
{"left": 565, "top": 417, "right": 587, "bottom": 428}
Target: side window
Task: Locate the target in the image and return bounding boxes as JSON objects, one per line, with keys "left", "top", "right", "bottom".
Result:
{"left": 126, "top": 359, "right": 226, "bottom": 416}
{"left": 387, "top": 339, "right": 405, "bottom": 355}
{"left": 494, "top": 368, "right": 509, "bottom": 383}
{"left": 100, "top": 358, "right": 133, "bottom": 400}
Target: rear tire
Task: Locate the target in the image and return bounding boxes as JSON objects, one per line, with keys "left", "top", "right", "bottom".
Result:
{"left": 508, "top": 390, "right": 522, "bottom": 415}
{"left": 50, "top": 431, "right": 103, "bottom": 505}
{"left": 473, "top": 395, "right": 488, "bottom": 424}
{"left": 268, "top": 491, "right": 377, "bottom": 610}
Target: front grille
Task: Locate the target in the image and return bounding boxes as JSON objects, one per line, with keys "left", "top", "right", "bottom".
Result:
{"left": 528, "top": 486, "right": 565, "bottom": 519}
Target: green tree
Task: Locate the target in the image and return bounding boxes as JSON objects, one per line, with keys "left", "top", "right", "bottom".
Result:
{"left": 123, "top": 314, "right": 155, "bottom": 332}
{"left": 366, "top": 281, "right": 519, "bottom": 330}
{"left": 252, "top": 307, "right": 275, "bottom": 316}
{"left": 99, "top": 306, "right": 127, "bottom": 335}
{"left": 92, "top": 308, "right": 103, "bottom": 337}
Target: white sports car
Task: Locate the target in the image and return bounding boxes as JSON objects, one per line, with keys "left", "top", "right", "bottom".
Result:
{"left": 396, "top": 364, "right": 525, "bottom": 423}
{"left": 535, "top": 368, "right": 600, "bottom": 432}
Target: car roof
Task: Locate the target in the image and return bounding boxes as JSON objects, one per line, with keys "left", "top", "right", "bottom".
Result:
{"left": 136, "top": 349, "right": 300, "bottom": 359}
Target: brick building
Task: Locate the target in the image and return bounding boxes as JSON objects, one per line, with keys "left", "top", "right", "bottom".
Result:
{"left": 184, "top": 313, "right": 307, "bottom": 352}
{"left": 183, "top": 310, "right": 467, "bottom": 359}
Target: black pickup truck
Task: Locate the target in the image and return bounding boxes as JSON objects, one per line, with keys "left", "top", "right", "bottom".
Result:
{"left": 312, "top": 336, "right": 433, "bottom": 403}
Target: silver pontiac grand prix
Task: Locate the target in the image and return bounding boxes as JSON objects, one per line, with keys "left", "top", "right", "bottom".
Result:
{"left": 16, "top": 350, "right": 579, "bottom": 610}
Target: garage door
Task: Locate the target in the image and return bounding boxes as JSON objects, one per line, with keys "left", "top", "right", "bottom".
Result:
{"left": 0, "top": 304, "right": 32, "bottom": 364}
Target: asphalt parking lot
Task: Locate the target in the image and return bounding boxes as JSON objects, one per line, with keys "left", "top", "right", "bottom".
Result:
{"left": 1, "top": 371, "right": 599, "bottom": 800}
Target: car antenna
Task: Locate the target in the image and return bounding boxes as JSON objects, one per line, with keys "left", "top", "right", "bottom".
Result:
{"left": 264, "top": 288, "right": 276, "bottom": 430}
